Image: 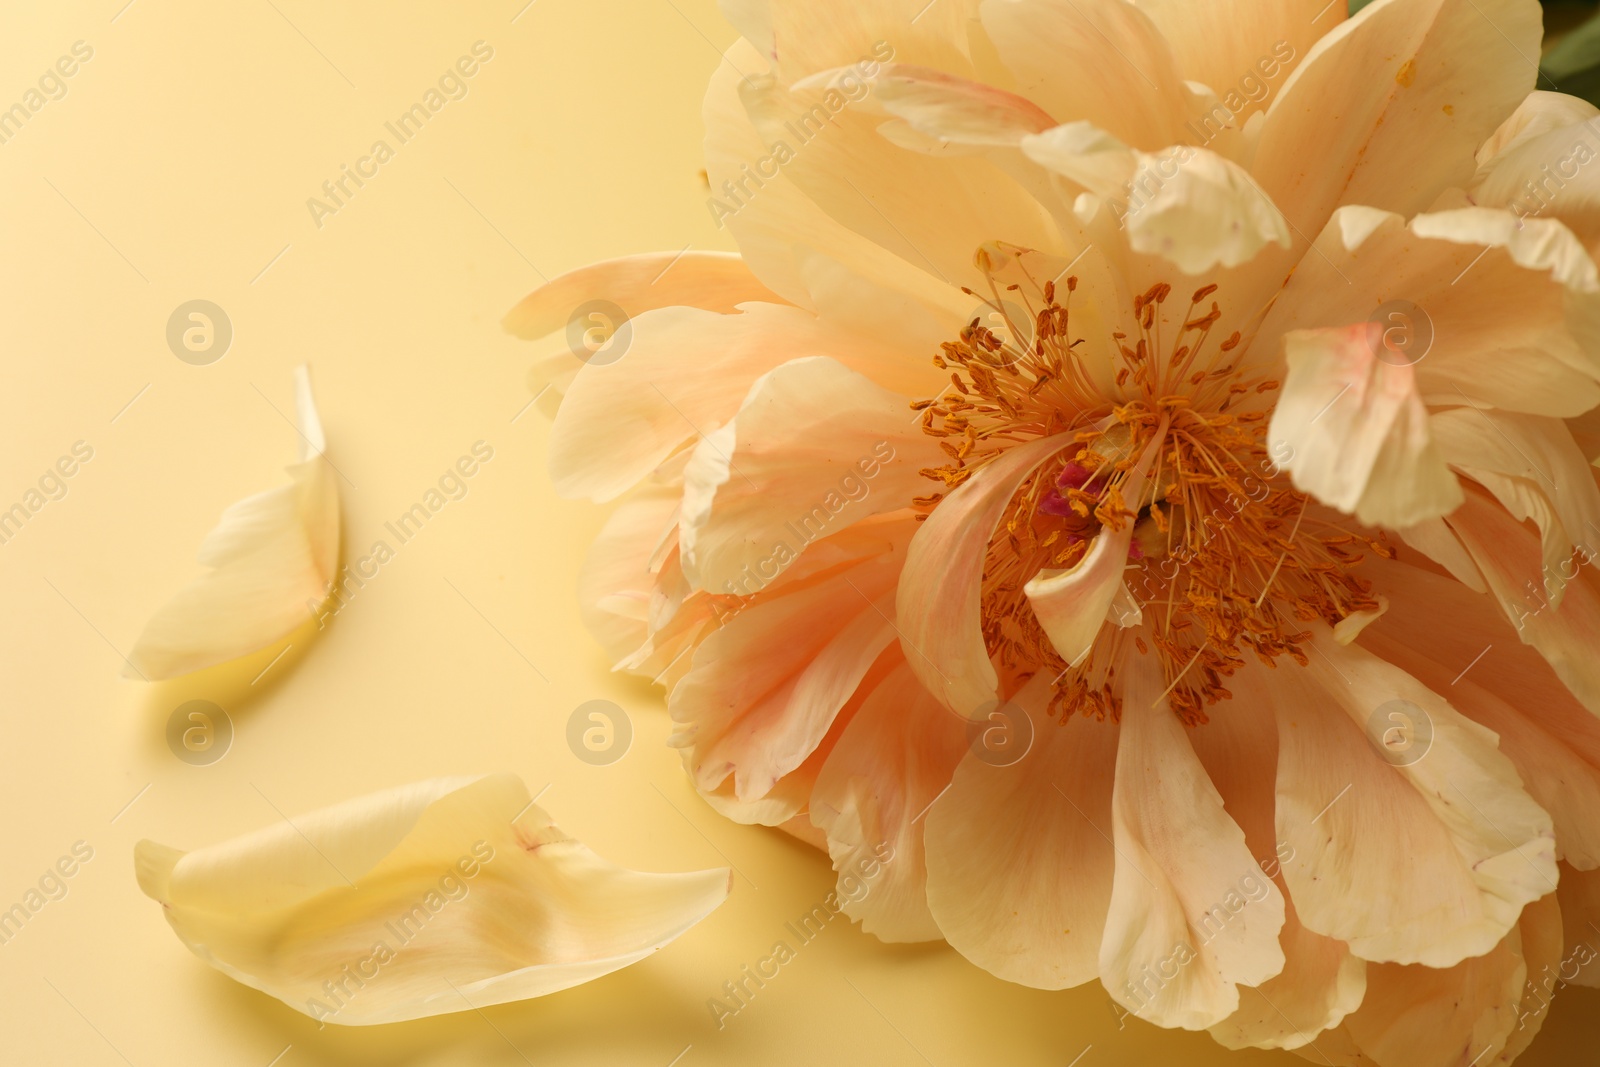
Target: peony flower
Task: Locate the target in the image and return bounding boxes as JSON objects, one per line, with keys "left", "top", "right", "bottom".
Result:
{"left": 512, "top": 0, "right": 1600, "bottom": 1061}
{"left": 135, "top": 774, "right": 731, "bottom": 1024}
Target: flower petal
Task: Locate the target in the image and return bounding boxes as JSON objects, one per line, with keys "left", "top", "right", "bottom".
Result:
{"left": 1555, "top": 861, "right": 1600, "bottom": 988}
{"left": 1257, "top": 204, "right": 1600, "bottom": 419}
{"left": 1268, "top": 322, "right": 1462, "bottom": 528}
{"left": 502, "top": 251, "right": 782, "bottom": 340}
{"left": 126, "top": 367, "right": 338, "bottom": 681}
{"left": 135, "top": 774, "right": 730, "bottom": 1025}
{"left": 679, "top": 356, "right": 939, "bottom": 593}
{"left": 1273, "top": 630, "right": 1557, "bottom": 966}
{"left": 669, "top": 519, "right": 913, "bottom": 809}
{"left": 924, "top": 675, "right": 1117, "bottom": 988}
{"left": 1341, "top": 893, "right": 1557, "bottom": 1067}
{"left": 810, "top": 657, "right": 968, "bottom": 942}
{"left": 898, "top": 435, "right": 1069, "bottom": 715}
{"left": 1253, "top": 0, "right": 1540, "bottom": 227}
{"left": 1100, "top": 649, "right": 1287, "bottom": 1030}
{"left": 981, "top": 0, "right": 1200, "bottom": 150}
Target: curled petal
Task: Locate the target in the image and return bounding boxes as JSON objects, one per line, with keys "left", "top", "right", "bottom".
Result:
{"left": 1269, "top": 322, "right": 1461, "bottom": 528}
{"left": 135, "top": 774, "right": 730, "bottom": 1025}
{"left": 126, "top": 366, "right": 338, "bottom": 681}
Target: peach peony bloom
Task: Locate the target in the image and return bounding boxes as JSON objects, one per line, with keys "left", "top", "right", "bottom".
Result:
{"left": 512, "top": 0, "right": 1600, "bottom": 1061}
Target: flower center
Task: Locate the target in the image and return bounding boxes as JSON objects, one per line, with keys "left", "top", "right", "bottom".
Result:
{"left": 915, "top": 251, "right": 1389, "bottom": 724}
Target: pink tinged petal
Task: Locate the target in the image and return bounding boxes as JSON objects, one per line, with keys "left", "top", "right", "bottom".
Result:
{"left": 1340, "top": 894, "right": 1559, "bottom": 1067}
{"left": 809, "top": 659, "right": 969, "bottom": 942}
{"left": 923, "top": 675, "right": 1118, "bottom": 988}
{"left": 1256, "top": 204, "right": 1600, "bottom": 419}
{"left": 1554, "top": 862, "right": 1600, "bottom": 988}
{"left": 502, "top": 251, "right": 782, "bottom": 340}
{"left": 577, "top": 479, "right": 682, "bottom": 669}
{"left": 981, "top": 0, "right": 1201, "bottom": 150}
{"left": 1275, "top": 630, "right": 1557, "bottom": 967}
{"left": 668, "top": 520, "right": 913, "bottom": 810}
{"left": 678, "top": 356, "right": 941, "bottom": 593}
{"left": 1253, "top": 0, "right": 1541, "bottom": 228}
{"left": 550, "top": 303, "right": 907, "bottom": 502}
{"left": 1131, "top": 0, "right": 1339, "bottom": 127}
{"left": 1188, "top": 674, "right": 1366, "bottom": 1051}
{"left": 1446, "top": 487, "right": 1600, "bottom": 719}
{"left": 898, "top": 435, "right": 1070, "bottom": 715}
{"left": 1100, "top": 650, "right": 1287, "bottom": 1031}
{"left": 1269, "top": 322, "right": 1462, "bottom": 529}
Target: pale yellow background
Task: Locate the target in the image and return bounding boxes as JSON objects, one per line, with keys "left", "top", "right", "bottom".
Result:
{"left": 0, "top": 2, "right": 1591, "bottom": 1064}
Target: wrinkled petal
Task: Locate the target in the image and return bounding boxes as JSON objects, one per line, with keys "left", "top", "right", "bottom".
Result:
{"left": 1100, "top": 648, "right": 1287, "bottom": 1030}
{"left": 1274, "top": 630, "right": 1557, "bottom": 967}
{"left": 679, "top": 356, "right": 938, "bottom": 593}
{"left": 126, "top": 366, "right": 338, "bottom": 681}
{"left": 135, "top": 774, "right": 730, "bottom": 1025}
{"left": 810, "top": 657, "right": 968, "bottom": 941}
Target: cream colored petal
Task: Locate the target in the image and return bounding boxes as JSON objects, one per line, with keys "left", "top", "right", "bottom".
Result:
{"left": 1430, "top": 407, "right": 1600, "bottom": 606}
{"left": 502, "top": 251, "right": 783, "bottom": 340}
{"left": 898, "top": 435, "right": 1069, "bottom": 715}
{"left": 1188, "top": 670, "right": 1366, "bottom": 1051}
{"left": 1253, "top": 0, "right": 1540, "bottom": 229}
{"left": 1341, "top": 894, "right": 1558, "bottom": 1067}
{"left": 126, "top": 367, "right": 338, "bottom": 680}
{"left": 924, "top": 675, "right": 1118, "bottom": 988}
{"left": 1476, "top": 90, "right": 1600, "bottom": 168}
{"left": 1269, "top": 323, "right": 1461, "bottom": 528}
{"left": 981, "top": 0, "right": 1200, "bottom": 150}
{"left": 135, "top": 774, "right": 730, "bottom": 1025}
{"left": 810, "top": 658, "right": 968, "bottom": 942}
{"left": 735, "top": 68, "right": 1069, "bottom": 296}
{"left": 703, "top": 43, "right": 974, "bottom": 339}
{"left": 834, "top": 62, "right": 1056, "bottom": 147}
{"left": 679, "top": 356, "right": 939, "bottom": 593}
{"left": 1446, "top": 486, "right": 1600, "bottom": 719}
{"left": 669, "top": 518, "right": 913, "bottom": 809}
{"left": 1132, "top": 0, "right": 1338, "bottom": 127}
{"left": 1100, "top": 649, "right": 1287, "bottom": 1031}
{"left": 1019, "top": 121, "right": 1138, "bottom": 199}
{"left": 550, "top": 303, "right": 930, "bottom": 502}
{"left": 1274, "top": 630, "right": 1557, "bottom": 967}
{"left": 721, "top": 0, "right": 983, "bottom": 85}
{"left": 1410, "top": 205, "right": 1600, "bottom": 293}
{"left": 1257, "top": 204, "right": 1600, "bottom": 418}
